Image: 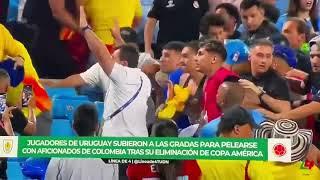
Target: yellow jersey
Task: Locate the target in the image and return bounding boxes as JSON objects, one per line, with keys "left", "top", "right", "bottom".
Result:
{"left": 265, "top": 161, "right": 320, "bottom": 180}
{"left": 197, "top": 160, "right": 274, "bottom": 180}
{"left": 84, "top": 0, "right": 142, "bottom": 45}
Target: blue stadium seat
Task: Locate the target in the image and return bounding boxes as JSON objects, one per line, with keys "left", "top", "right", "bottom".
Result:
{"left": 94, "top": 101, "right": 104, "bottom": 125}
{"left": 7, "top": 161, "right": 24, "bottom": 180}
{"left": 52, "top": 95, "right": 89, "bottom": 101}
{"left": 50, "top": 119, "right": 75, "bottom": 136}
{"left": 46, "top": 87, "right": 77, "bottom": 98}
{"left": 52, "top": 98, "right": 91, "bottom": 119}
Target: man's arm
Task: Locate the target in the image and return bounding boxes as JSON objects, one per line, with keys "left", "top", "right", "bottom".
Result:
{"left": 279, "top": 101, "right": 320, "bottom": 120}
{"left": 40, "top": 74, "right": 86, "bottom": 88}
{"left": 260, "top": 94, "right": 291, "bottom": 113}
{"left": 80, "top": 6, "right": 115, "bottom": 76}
{"left": 144, "top": 18, "right": 157, "bottom": 56}
{"left": 49, "top": 0, "right": 79, "bottom": 32}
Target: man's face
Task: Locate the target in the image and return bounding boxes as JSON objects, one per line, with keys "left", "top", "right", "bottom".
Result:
{"left": 249, "top": 45, "right": 273, "bottom": 76}
{"left": 179, "top": 47, "right": 197, "bottom": 73}
{"left": 300, "top": 0, "right": 314, "bottom": 11}
{"left": 160, "top": 49, "right": 181, "bottom": 73}
{"left": 234, "top": 124, "right": 254, "bottom": 138}
{"left": 240, "top": 6, "right": 264, "bottom": 32}
{"left": 282, "top": 21, "right": 304, "bottom": 49}
{"left": 216, "top": 8, "right": 237, "bottom": 32}
{"left": 208, "top": 26, "right": 227, "bottom": 43}
{"left": 0, "top": 78, "right": 9, "bottom": 94}
{"left": 195, "top": 48, "right": 215, "bottom": 74}
{"left": 310, "top": 44, "right": 320, "bottom": 72}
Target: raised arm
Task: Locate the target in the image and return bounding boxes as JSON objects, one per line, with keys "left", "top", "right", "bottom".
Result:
{"left": 49, "top": 0, "right": 79, "bottom": 32}
{"left": 79, "top": 6, "right": 115, "bottom": 76}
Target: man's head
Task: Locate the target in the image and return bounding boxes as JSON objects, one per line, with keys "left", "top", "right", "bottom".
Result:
{"left": 216, "top": 82, "right": 245, "bottom": 110}
{"left": 73, "top": 103, "right": 99, "bottom": 136}
{"left": 0, "top": 69, "right": 10, "bottom": 94}
{"left": 199, "top": 13, "right": 227, "bottom": 43}
{"left": 215, "top": 3, "right": 241, "bottom": 34}
{"left": 309, "top": 36, "right": 320, "bottom": 72}
{"left": 112, "top": 43, "right": 140, "bottom": 68}
{"left": 160, "top": 41, "right": 185, "bottom": 73}
{"left": 240, "top": 0, "right": 265, "bottom": 32}
{"left": 218, "top": 105, "right": 257, "bottom": 138}
{"left": 179, "top": 41, "right": 200, "bottom": 73}
{"left": 195, "top": 39, "right": 227, "bottom": 75}
{"left": 282, "top": 17, "right": 310, "bottom": 49}
{"left": 151, "top": 120, "right": 178, "bottom": 137}
{"left": 249, "top": 39, "right": 274, "bottom": 76}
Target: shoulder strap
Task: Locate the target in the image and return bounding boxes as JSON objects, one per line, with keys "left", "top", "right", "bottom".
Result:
{"left": 183, "top": 75, "right": 192, "bottom": 88}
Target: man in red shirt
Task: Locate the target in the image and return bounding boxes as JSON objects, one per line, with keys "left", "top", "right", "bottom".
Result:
{"left": 195, "top": 39, "right": 238, "bottom": 122}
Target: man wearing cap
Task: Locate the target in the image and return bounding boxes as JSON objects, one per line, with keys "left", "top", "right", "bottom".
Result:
{"left": 255, "top": 119, "right": 320, "bottom": 179}
{"left": 239, "top": 39, "right": 291, "bottom": 113}
{"left": 262, "top": 36, "right": 320, "bottom": 121}
{"left": 197, "top": 105, "right": 273, "bottom": 180}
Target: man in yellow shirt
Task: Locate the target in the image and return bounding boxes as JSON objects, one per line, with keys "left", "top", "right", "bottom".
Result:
{"left": 50, "top": 0, "right": 142, "bottom": 48}
{"left": 0, "top": 23, "right": 51, "bottom": 119}
{"left": 255, "top": 120, "right": 320, "bottom": 179}
{"left": 197, "top": 105, "right": 273, "bottom": 180}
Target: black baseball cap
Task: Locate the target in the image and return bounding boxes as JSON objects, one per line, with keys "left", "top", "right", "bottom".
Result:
{"left": 218, "top": 105, "right": 260, "bottom": 134}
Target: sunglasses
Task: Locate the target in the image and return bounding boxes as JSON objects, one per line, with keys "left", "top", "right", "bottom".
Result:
{"left": 310, "top": 54, "right": 320, "bottom": 59}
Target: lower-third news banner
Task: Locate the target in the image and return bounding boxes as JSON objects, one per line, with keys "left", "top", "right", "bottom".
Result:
{"left": 0, "top": 136, "right": 292, "bottom": 163}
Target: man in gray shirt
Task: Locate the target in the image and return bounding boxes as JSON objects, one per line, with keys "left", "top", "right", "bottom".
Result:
{"left": 45, "top": 104, "right": 118, "bottom": 180}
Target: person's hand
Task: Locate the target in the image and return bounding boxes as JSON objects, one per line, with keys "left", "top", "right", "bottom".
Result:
{"left": 79, "top": 6, "right": 88, "bottom": 29}
{"left": 2, "top": 106, "right": 16, "bottom": 122}
{"left": 110, "top": 18, "right": 121, "bottom": 40}
{"left": 28, "top": 96, "right": 36, "bottom": 109}
{"left": 145, "top": 48, "right": 154, "bottom": 58}
{"left": 239, "top": 79, "right": 263, "bottom": 95}
{"left": 12, "top": 56, "right": 24, "bottom": 69}
{"left": 286, "top": 68, "right": 309, "bottom": 80}
{"left": 257, "top": 108, "right": 281, "bottom": 121}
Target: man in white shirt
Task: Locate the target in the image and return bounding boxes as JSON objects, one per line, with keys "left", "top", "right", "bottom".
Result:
{"left": 41, "top": 12, "right": 151, "bottom": 138}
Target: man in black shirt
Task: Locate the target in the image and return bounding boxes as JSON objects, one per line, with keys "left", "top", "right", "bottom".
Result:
{"left": 261, "top": 36, "right": 320, "bottom": 121}
{"left": 144, "top": 0, "right": 208, "bottom": 58}
{"left": 239, "top": 39, "right": 291, "bottom": 113}
{"left": 239, "top": 0, "right": 280, "bottom": 45}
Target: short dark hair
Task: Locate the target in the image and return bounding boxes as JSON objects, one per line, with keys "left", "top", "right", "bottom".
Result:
{"left": 118, "top": 43, "right": 140, "bottom": 68}
{"left": 163, "top": 41, "right": 185, "bottom": 52}
{"left": 218, "top": 105, "right": 257, "bottom": 135}
{"left": 215, "top": 3, "right": 241, "bottom": 26}
{"left": 73, "top": 103, "right": 98, "bottom": 136}
{"left": 249, "top": 38, "right": 274, "bottom": 49}
{"left": 200, "top": 39, "right": 227, "bottom": 60}
{"left": 10, "top": 108, "right": 27, "bottom": 134}
{"left": 151, "top": 120, "right": 178, "bottom": 137}
{"left": 240, "top": 0, "right": 262, "bottom": 10}
{"left": 260, "top": 2, "right": 280, "bottom": 23}
{"left": 120, "top": 27, "right": 138, "bottom": 44}
{"left": 185, "top": 41, "right": 200, "bottom": 53}
{"left": 287, "top": 17, "right": 311, "bottom": 41}
{"left": 199, "top": 13, "right": 225, "bottom": 35}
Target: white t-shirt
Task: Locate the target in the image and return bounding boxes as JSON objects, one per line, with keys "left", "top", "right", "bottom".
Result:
{"left": 45, "top": 158, "right": 118, "bottom": 180}
{"left": 80, "top": 63, "right": 110, "bottom": 93}
{"left": 80, "top": 63, "right": 151, "bottom": 137}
